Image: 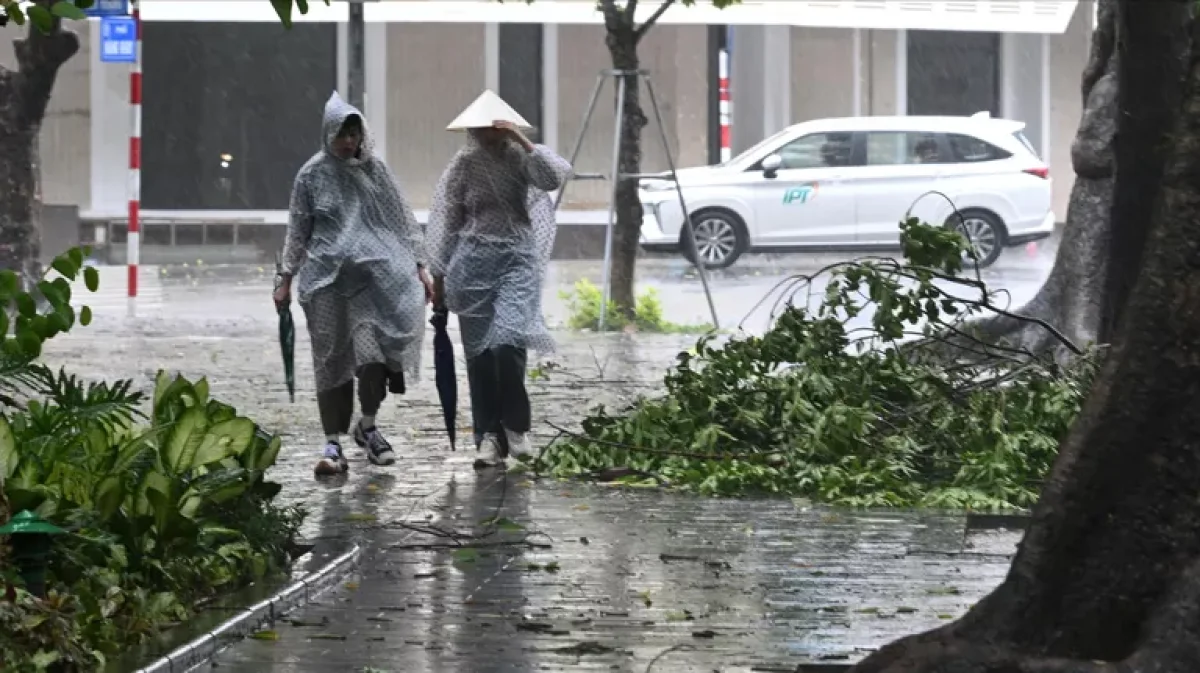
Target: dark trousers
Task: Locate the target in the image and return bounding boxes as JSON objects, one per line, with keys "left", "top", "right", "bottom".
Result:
{"left": 468, "top": 346, "right": 531, "bottom": 448}
{"left": 317, "top": 363, "right": 404, "bottom": 435}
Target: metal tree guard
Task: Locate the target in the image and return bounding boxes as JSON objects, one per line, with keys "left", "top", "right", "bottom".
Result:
{"left": 554, "top": 69, "right": 720, "bottom": 331}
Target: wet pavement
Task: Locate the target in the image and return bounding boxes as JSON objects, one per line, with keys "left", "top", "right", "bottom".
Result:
{"left": 39, "top": 250, "right": 1047, "bottom": 671}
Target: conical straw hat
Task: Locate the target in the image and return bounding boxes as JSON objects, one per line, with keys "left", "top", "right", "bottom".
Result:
{"left": 446, "top": 89, "right": 532, "bottom": 131}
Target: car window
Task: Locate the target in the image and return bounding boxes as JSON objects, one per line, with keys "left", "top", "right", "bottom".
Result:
{"left": 947, "top": 133, "right": 1013, "bottom": 162}
{"left": 865, "top": 131, "right": 945, "bottom": 166}
{"left": 772, "top": 132, "right": 854, "bottom": 169}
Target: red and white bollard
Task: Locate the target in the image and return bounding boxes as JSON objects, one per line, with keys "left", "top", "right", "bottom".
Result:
{"left": 718, "top": 47, "right": 731, "bottom": 163}
{"left": 127, "top": 0, "right": 142, "bottom": 314}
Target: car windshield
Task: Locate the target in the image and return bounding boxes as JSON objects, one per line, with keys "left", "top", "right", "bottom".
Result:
{"left": 718, "top": 127, "right": 795, "bottom": 167}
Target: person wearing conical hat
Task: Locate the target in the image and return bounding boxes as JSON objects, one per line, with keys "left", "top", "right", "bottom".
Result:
{"left": 276, "top": 92, "right": 433, "bottom": 476}
{"left": 427, "top": 90, "right": 572, "bottom": 467}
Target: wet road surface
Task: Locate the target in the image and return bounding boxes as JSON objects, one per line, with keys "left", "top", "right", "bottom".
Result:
{"left": 41, "top": 251, "right": 1043, "bottom": 671}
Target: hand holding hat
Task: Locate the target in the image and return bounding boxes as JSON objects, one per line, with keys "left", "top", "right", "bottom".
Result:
{"left": 494, "top": 119, "right": 535, "bottom": 152}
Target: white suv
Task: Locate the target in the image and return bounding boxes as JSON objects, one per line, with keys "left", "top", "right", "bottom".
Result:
{"left": 639, "top": 113, "right": 1055, "bottom": 268}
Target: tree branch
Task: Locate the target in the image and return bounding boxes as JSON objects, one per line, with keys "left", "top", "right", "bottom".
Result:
{"left": 635, "top": 0, "right": 676, "bottom": 42}
{"left": 14, "top": 1, "right": 81, "bottom": 125}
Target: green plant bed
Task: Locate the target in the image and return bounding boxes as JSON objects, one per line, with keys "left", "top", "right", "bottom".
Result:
{"left": 0, "top": 249, "right": 302, "bottom": 672}
{"left": 560, "top": 279, "right": 713, "bottom": 333}
{"left": 538, "top": 221, "right": 1095, "bottom": 510}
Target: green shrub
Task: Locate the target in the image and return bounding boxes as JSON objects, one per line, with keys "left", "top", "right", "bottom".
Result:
{"left": 560, "top": 278, "right": 711, "bottom": 333}
{"left": 539, "top": 220, "right": 1094, "bottom": 510}
{"left": 0, "top": 249, "right": 302, "bottom": 670}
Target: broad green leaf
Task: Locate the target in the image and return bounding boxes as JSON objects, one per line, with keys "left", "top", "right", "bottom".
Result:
{"left": 162, "top": 405, "right": 208, "bottom": 473}
{"left": 84, "top": 265, "right": 100, "bottom": 292}
{"left": 0, "top": 415, "right": 17, "bottom": 480}
{"left": 27, "top": 5, "right": 52, "bottom": 35}
{"left": 50, "top": 254, "right": 79, "bottom": 281}
{"left": 51, "top": 1, "right": 85, "bottom": 21}
{"left": 198, "top": 417, "right": 255, "bottom": 465}
{"left": 6, "top": 4, "right": 26, "bottom": 26}
{"left": 95, "top": 475, "right": 124, "bottom": 520}
{"left": 269, "top": 0, "right": 292, "bottom": 28}
{"left": 16, "top": 293, "right": 36, "bottom": 317}
{"left": 80, "top": 305, "right": 93, "bottom": 326}
{"left": 193, "top": 377, "right": 210, "bottom": 404}
{"left": 67, "top": 246, "right": 85, "bottom": 270}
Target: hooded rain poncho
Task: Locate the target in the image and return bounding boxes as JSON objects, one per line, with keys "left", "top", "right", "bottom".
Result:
{"left": 281, "top": 92, "right": 426, "bottom": 393}
{"left": 426, "top": 137, "right": 572, "bottom": 359}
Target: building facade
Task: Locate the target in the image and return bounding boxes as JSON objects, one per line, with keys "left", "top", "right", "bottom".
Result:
{"left": 0, "top": 0, "right": 1094, "bottom": 262}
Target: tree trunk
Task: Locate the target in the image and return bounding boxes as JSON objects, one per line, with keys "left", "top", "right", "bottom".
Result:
{"left": 852, "top": 3, "right": 1200, "bottom": 671}
{"left": 0, "top": 7, "right": 80, "bottom": 282}
{"left": 604, "top": 16, "right": 646, "bottom": 321}
{"left": 949, "top": 0, "right": 1118, "bottom": 359}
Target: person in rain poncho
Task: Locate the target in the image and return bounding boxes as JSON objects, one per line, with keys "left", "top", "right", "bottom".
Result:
{"left": 427, "top": 90, "right": 572, "bottom": 465}
{"left": 275, "top": 92, "right": 432, "bottom": 476}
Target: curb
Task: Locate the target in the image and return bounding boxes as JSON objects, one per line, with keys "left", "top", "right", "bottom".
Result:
{"left": 132, "top": 545, "right": 362, "bottom": 673}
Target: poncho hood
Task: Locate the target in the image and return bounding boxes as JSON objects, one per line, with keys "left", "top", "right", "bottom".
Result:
{"left": 322, "top": 91, "right": 374, "bottom": 163}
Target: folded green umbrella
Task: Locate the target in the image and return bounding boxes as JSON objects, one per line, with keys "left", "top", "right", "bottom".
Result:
{"left": 274, "top": 255, "right": 296, "bottom": 403}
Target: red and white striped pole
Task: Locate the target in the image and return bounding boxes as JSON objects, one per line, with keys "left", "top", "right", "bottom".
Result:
{"left": 718, "top": 46, "right": 731, "bottom": 163}
{"left": 127, "top": 0, "right": 142, "bottom": 313}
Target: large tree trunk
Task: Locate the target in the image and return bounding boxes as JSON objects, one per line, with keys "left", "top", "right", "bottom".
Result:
{"left": 602, "top": 2, "right": 647, "bottom": 321}
{"left": 0, "top": 6, "right": 80, "bottom": 282}
{"left": 952, "top": 0, "right": 1118, "bottom": 358}
{"left": 852, "top": 2, "right": 1200, "bottom": 671}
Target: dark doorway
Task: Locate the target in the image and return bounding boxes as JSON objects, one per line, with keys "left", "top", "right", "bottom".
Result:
{"left": 498, "top": 24, "right": 544, "bottom": 143}
{"left": 141, "top": 22, "right": 338, "bottom": 210}
{"left": 906, "top": 30, "right": 1000, "bottom": 117}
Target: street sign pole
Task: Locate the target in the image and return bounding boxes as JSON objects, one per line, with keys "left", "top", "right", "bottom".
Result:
{"left": 127, "top": 0, "right": 142, "bottom": 317}
{"left": 95, "top": 0, "right": 139, "bottom": 315}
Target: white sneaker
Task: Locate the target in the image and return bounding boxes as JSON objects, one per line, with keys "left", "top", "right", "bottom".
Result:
{"left": 505, "top": 429, "right": 532, "bottom": 461}
{"left": 480, "top": 433, "right": 505, "bottom": 463}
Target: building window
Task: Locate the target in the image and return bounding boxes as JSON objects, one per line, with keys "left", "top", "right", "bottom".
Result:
{"left": 906, "top": 30, "right": 1000, "bottom": 117}
{"left": 141, "top": 22, "right": 338, "bottom": 211}
{"left": 498, "top": 23, "right": 543, "bottom": 143}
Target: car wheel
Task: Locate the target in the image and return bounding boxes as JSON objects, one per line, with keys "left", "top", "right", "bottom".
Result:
{"left": 680, "top": 210, "right": 748, "bottom": 269}
{"left": 950, "top": 210, "right": 1007, "bottom": 268}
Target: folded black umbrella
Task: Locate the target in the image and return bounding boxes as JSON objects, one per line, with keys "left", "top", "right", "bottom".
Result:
{"left": 430, "top": 307, "right": 457, "bottom": 450}
{"left": 274, "top": 256, "right": 296, "bottom": 403}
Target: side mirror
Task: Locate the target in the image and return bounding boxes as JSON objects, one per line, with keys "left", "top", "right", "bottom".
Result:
{"left": 761, "top": 154, "right": 783, "bottom": 179}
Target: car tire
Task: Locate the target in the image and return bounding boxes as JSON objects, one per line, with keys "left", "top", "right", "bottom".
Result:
{"left": 948, "top": 209, "right": 1007, "bottom": 269}
{"left": 679, "top": 209, "right": 749, "bottom": 270}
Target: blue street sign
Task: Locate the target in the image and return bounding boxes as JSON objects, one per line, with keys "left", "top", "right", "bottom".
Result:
{"left": 85, "top": 0, "right": 128, "bottom": 17}
{"left": 99, "top": 16, "right": 136, "bottom": 63}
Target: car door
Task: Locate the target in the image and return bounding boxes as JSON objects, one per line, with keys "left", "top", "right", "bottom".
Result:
{"left": 748, "top": 131, "right": 859, "bottom": 246}
{"left": 852, "top": 130, "right": 947, "bottom": 245}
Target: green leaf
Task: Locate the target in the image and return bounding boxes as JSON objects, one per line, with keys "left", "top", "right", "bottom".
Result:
{"left": 193, "top": 417, "right": 256, "bottom": 466}
{"left": 75, "top": 0, "right": 95, "bottom": 10}
{"left": 27, "top": 4, "right": 52, "bottom": 33}
{"left": 162, "top": 405, "right": 208, "bottom": 474}
{"left": 16, "top": 293, "right": 36, "bottom": 318}
{"left": 0, "top": 271, "right": 18, "bottom": 300}
{"left": 84, "top": 266, "right": 100, "bottom": 292}
{"left": 51, "top": 0, "right": 85, "bottom": 20}
{"left": 5, "top": 3, "right": 25, "bottom": 26}
{"left": 0, "top": 415, "right": 17, "bottom": 480}
{"left": 295, "top": 0, "right": 308, "bottom": 13}
{"left": 80, "top": 305, "right": 93, "bottom": 326}
{"left": 452, "top": 548, "right": 480, "bottom": 564}
{"left": 269, "top": 0, "right": 292, "bottom": 28}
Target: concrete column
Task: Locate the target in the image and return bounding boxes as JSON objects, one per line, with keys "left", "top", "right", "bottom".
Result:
{"left": 729, "top": 25, "right": 790, "bottom": 154}
{"left": 484, "top": 23, "right": 499, "bottom": 90}
{"left": 542, "top": 23, "right": 559, "bottom": 152}
{"left": 895, "top": 29, "right": 907, "bottom": 115}
{"left": 1000, "top": 31, "right": 1048, "bottom": 154}
{"left": 89, "top": 19, "right": 132, "bottom": 219}
{"left": 365, "top": 22, "right": 388, "bottom": 158}
{"left": 852, "top": 28, "right": 863, "bottom": 116}
{"left": 336, "top": 20, "right": 348, "bottom": 93}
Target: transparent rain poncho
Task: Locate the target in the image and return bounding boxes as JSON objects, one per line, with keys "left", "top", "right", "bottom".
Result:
{"left": 281, "top": 92, "right": 426, "bottom": 393}
{"left": 426, "top": 137, "right": 572, "bottom": 359}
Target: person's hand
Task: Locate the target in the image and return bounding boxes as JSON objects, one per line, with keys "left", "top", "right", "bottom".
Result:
{"left": 493, "top": 120, "right": 533, "bottom": 151}
{"left": 418, "top": 266, "right": 434, "bottom": 305}
{"left": 273, "top": 276, "right": 292, "bottom": 305}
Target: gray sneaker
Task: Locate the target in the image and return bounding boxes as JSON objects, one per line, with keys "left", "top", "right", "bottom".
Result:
{"left": 353, "top": 422, "right": 396, "bottom": 466}
{"left": 314, "top": 442, "right": 349, "bottom": 476}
